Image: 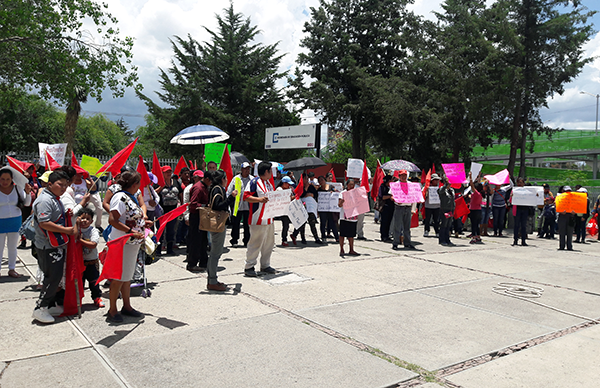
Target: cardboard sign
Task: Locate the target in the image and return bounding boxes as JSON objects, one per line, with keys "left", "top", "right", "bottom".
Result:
{"left": 287, "top": 199, "right": 309, "bottom": 229}
{"left": 347, "top": 158, "right": 364, "bottom": 178}
{"left": 317, "top": 192, "right": 341, "bottom": 212}
{"left": 484, "top": 169, "right": 510, "bottom": 185}
{"left": 329, "top": 182, "right": 343, "bottom": 192}
{"left": 390, "top": 182, "right": 424, "bottom": 204}
{"left": 470, "top": 162, "right": 483, "bottom": 180}
{"left": 512, "top": 187, "right": 544, "bottom": 206}
{"left": 204, "top": 143, "right": 231, "bottom": 168}
{"left": 262, "top": 189, "right": 292, "bottom": 219}
{"left": 427, "top": 187, "right": 440, "bottom": 205}
{"left": 342, "top": 186, "right": 370, "bottom": 218}
{"left": 39, "top": 143, "right": 67, "bottom": 167}
{"left": 555, "top": 192, "right": 588, "bottom": 214}
{"left": 442, "top": 163, "right": 467, "bottom": 185}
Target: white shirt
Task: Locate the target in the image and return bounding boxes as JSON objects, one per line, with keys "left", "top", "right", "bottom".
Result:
{"left": 0, "top": 186, "right": 31, "bottom": 219}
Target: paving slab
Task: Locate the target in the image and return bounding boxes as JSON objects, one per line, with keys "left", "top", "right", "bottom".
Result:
{"left": 418, "top": 277, "right": 600, "bottom": 329}
{"left": 447, "top": 324, "right": 600, "bottom": 388}
{"left": 0, "top": 299, "right": 88, "bottom": 361}
{"left": 298, "top": 291, "right": 554, "bottom": 371}
{"left": 75, "top": 277, "right": 276, "bottom": 348}
{"left": 104, "top": 313, "right": 416, "bottom": 388}
{"left": 0, "top": 348, "right": 120, "bottom": 388}
{"left": 511, "top": 266, "right": 600, "bottom": 294}
{"left": 0, "top": 272, "right": 38, "bottom": 301}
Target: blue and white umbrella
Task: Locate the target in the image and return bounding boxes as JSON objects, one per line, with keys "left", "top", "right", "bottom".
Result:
{"left": 170, "top": 124, "right": 230, "bottom": 145}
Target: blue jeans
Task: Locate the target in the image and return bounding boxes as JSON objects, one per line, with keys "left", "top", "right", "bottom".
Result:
{"left": 492, "top": 206, "right": 506, "bottom": 234}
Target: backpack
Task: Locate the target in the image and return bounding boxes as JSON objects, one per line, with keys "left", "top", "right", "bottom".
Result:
{"left": 19, "top": 213, "right": 37, "bottom": 241}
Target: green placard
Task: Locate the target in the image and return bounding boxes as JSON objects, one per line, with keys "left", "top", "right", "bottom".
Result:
{"left": 204, "top": 143, "right": 231, "bottom": 168}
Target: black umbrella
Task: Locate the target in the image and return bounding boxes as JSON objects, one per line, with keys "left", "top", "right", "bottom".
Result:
{"left": 284, "top": 157, "right": 327, "bottom": 171}
{"left": 230, "top": 152, "right": 250, "bottom": 165}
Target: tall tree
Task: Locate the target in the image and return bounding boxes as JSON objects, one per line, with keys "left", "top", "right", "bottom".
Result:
{"left": 0, "top": 0, "right": 138, "bottom": 155}
{"left": 290, "top": 0, "right": 418, "bottom": 159}
{"left": 138, "top": 4, "right": 300, "bottom": 161}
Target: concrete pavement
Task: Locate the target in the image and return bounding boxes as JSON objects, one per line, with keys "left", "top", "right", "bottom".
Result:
{"left": 1, "top": 213, "right": 599, "bottom": 387}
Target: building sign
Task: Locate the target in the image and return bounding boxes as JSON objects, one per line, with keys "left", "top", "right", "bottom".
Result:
{"left": 265, "top": 124, "right": 318, "bottom": 150}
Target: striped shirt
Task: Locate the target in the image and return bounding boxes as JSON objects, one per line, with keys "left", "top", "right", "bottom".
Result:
{"left": 243, "top": 177, "right": 273, "bottom": 225}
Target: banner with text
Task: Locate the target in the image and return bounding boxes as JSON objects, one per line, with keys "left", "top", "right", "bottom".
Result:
{"left": 347, "top": 158, "right": 364, "bottom": 179}
{"left": 555, "top": 192, "right": 588, "bottom": 214}
{"left": 342, "top": 186, "right": 370, "bottom": 218}
{"left": 39, "top": 143, "right": 68, "bottom": 168}
{"left": 442, "top": 163, "right": 467, "bottom": 185}
{"left": 262, "top": 189, "right": 292, "bottom": 219}
{"left": 470, "top": 162, "right": 483, "bottom": 180}
{"left": 287, "top": 199, "right": 309, "bottom": 229}
{"left": 512, "top": 187, "right": 544, "bottom": 206}
{"left": 427, "top": 187, "right": 440, "bottom": 205}
{"left": 390, "top": 182, "right": 424, "bottom": 204}
{"left": 317, "top": 192, "right": 341, "bottom": 212}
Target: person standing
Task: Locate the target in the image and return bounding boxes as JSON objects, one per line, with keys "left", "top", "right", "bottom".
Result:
{"left": 511, "top": 177, "right": 530, "bottom": 246}
{"left": 291, "top": 173, "right": 323, "bottom": 245}
{"left": 243, "top": 162, "right": 276, "bottom": 277}
{"left": 557, "top": 186, "right": 575, "bottom": 251}
{"left": 574, "top": 187, "right": 590, "bottom": 243}
{"left": 491, "top": 182, "right": 511, "bottom": 237}
{"left": 438, "top": 177, "right": 456, "bottom": 247}
{"left": 157, "top": 165, "right": 182, "bottom": 255}
{"left": 378, "top": 175, "right": 395, "bottom": 242}
{"left": 32, "top": 170, "right": 78, "bottom": 324}
{"left": 317, "top": 175, "right": 339, "bottom": 243}
{"left": 227, "top": 162, "right": 253, "bottom": 248}
{"left": 467, "top": 172, "right": 483, "bottom": 244}
{"left": 187, "top": 171, "right": 211, "bottom": 272}
{"left": 0, "top": 168, "right": 32, "bottom": 278}
{"left": 275, "top": 177, "right": 295, "bottom": 246}
{"left": 338, "top": 179, "right": 360, "bottom": 256}
{"left": 391, "top": 170, "right": 417, "bottom": 250}
{"left": 423, "top": 173, "right": 441, "bottom": 238}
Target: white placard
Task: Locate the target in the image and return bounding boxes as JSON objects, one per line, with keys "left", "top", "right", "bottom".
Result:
{"left": 347, "top": 158, "right": 363, "bottom": 178}
{"left": 287, "top": 199, "right": 309, "bottom": 229}
{"left": 428, "top": 187, "right": 440, "bottom": 205}
{"left": 265, "top": 124, "right": 317, "bottom": 150}
{"left": 39, "top": 142, "right": 67, "bottom": 167}
{"left": 512, "top": 187, "right": 544, "bottom": 206}
{"left": 329, "top": 182, "right": 343, "bottom": 192}
{"left": 470, "top": 162, "right": 483, "bottom": 180}
{"left": 303, "top": 196, "right": 318, "bottom": 216}
{"left": 262, "top": 189, "right": 292, "bottom": 219}
{"left": 318, "top": 192, "right": 341, "bottom": 212}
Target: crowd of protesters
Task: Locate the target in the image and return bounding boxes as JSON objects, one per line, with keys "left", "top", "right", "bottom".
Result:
{"left": 0, "top": 158, "right": 595, "bottom": 325}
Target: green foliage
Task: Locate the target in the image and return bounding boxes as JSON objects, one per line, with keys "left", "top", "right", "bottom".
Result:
{"left": 555, "top": 170, "right": 591, "bottom": 188}
{"left": 322, "top": 138, "right": 379, "bottom": 173}
{"left": 137, "top": 5, "right": 301, "bottom": 161}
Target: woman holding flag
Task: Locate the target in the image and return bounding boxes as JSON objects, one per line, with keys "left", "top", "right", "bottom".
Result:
{"left": 106, "top": 171, "right": 152, "bottom": 323}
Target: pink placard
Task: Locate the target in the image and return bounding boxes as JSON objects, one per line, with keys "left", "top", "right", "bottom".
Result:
{"left": 342, "top": 186, "right": 370, "bottom": 218}
{"left": 484, "top": 169, "right": 510, "bottom": 185}
{"left": 442, "top": 163, "right": 467, "bottom": 184}
{"left": 390, "top": 182, "right": 425, "bottom": 203}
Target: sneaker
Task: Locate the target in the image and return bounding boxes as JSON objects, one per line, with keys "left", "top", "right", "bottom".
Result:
{"left": 244, "top": 267, "right": 257, "bottom": 277}
{"left": 290, "top": 234, "right": 297, "bottom": 245}
{"left": 231, "top": 242, "right": 238, "bottom": 248}
{"left": 18, "top": 239, "right": 27, "bottom": 249}
{"left": 32, "top": 307, "right": 55, "bottom": 323}
{"left": 107, "top": 312, "right": 124, "bottom": 323}
{"left": 356, "top": 236, "right": 367, "bottom": 241}
{"left": 315, "top": 239, "right": 324, "bottom": 244}
{"left": 260, "top": 266, "right": 277, "bottom": 274}
{"left": 94, "top": 298, "right": 105, "bottom": 308}
{"left": 48, "top": 305, "right": 64, "bottom": 317}
{"left": 301, "top": 239, "right": 307, "bottom": 245}
{"left": 392, "top": 244, "right": 399, "bottom": 250}
{"left": 121, "top": 308, "right": 143, "bottom": 317}
{"left": 207, "top": 282, "right": 228, "bottom": 291}
{"left": 281, "top": 242, "right": 289, "bottom": 247}
{"left": 186, "top": 266, "right": 204, "bottom": 273}
{"left": 423, "top": 230, "right": 429, "bottom": 237}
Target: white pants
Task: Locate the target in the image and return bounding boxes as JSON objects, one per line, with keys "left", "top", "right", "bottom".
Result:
{"left": 0, "top": 232, "right": 19, "bottom": 272}
{"left": 245, "top": 224, "right": 275, "bottom": 270}
{"left": 357, "top": 213, "right": 365, "bottom": 238}
{"left": 89, "top": 193, "right": 104, "bottom": 227}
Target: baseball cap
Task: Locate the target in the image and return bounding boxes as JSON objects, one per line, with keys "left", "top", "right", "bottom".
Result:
{"left": 193, "top": 170, "right": 204, "bottom": 178}
{"left": 430, "top": 173, "right": 441, "bottom": 180}
{"left": 563, "top": 186, "right": 572, "bottom": 192}
{"left": 542, "top": 183, "right": 550, "bottom": 188}
{"left": 577, "top": 187, "right": 587, "bottom": 193}
{"left": 40, "top": 171, "right": 52, "bottom": 183}
{"left": 281, "top": 176, "right": 293, "bottom": 184}
{"left": 398, "top": 169, "right": 408, "bottom": 176}
{"left": 241, "top": 162, "right": 251, "bottom": 168}
{"left": 161, "top": 165, "right": 172, "bottom": 172}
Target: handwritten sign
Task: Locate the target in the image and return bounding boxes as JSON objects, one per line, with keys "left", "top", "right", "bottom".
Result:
{"left": 302, "top": 196, "right": 318, "bottom": 215}
{"left": 555, "top": 192, "right": 588, "bottom": 214}
{"left": 39, "top": 143, "right": 67, "bottom": 167}
{"left": 287, "top": 199, "right": 309, "bottom": 229}
{"left": 329, "top": 182, "right": 343, "bottom": 192}
{"left": 262, "top": 189, "right": 292, "bottom": 219}
{"left": 342, "top": 186, "right": 370, "bottom": 218}
{"left": 470, "top": 162, "right": 483, "bottom": 180}
{"left": 390, "top": 182, "right": 424, "bottom": 204}
{"left": 427, "top": 187, "right": 440, "bottom": 205}
{"left": 442, "top": 163, "right": 467, "bottom": 185}
{"left": 347, "top": 158, "right": 364, "bottom": 178}
{"left": 484, "top": 169, "right": 510, "bottom": 185}
{"left": 512, "top": 187, "right": 544, "bottom": 206}
{"left": 233, "top": 177, "right": 243, "bottom": 216}
{"left": 318, "top": 192, "right": 341, "bottom": 212}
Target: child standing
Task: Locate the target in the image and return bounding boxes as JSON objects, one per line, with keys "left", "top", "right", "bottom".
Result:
{"left": 76, "top": 208, "right": 104, "bottom": 307}
{"left": 541, "top": 197, "right": 556, "bottom": 239}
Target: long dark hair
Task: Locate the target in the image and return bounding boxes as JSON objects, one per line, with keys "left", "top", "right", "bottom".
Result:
{"left": 209, "top": 170, "right": 226, "bottom": 193}
{"left": 117, "top": 171, "right": 141, "bottom": 191}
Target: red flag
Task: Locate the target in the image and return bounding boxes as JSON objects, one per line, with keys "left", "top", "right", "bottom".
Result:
{"left": 174, "top": 156, "right": 187, "bottom": 176}
{"left": 70, "top": 151, "right": 89, "bottom": 178}
{"left": 97, "top": 138, "right": 138, "bottom": 177}
{"left": 422, "top": 169, "right": 432, "bottom": 197}
{"left": 152, "top": 150, "right": 166, "bottom": 187}
{"left": 361, "top": 160, "right": 370, "bottom": 193}
{"left": 155, "top": 204, "right": 189, "bottom": 241}
{"left": 63, "top": 212, "right": 85, "bottom": 316}
{"left": 411, "top": 210, "right": 420, "bottom": 228}
{"left": 220, "top": 145, "right": 234, "bottom": 185}
{"left": 96, "top": 234, "right": 132, "bottom": 285}
{"left": 137, "top": 155, "right": 151, "bottom": 189}
{"left": 188, "top": 160, "right": 194, "bottom": 169}
{"left": 6, "top": 156, "right": 35, "bottom": 177}
{"left": 370, "top": 160, "right": 383, "bottom": 201}
{"left": 329, "top": 168, "right": 336, "bottom": 182}
{"left": 454, "top": 196, "right": 470, "bottom": 219}
{"left": 45, "top": 150, "right": 61, "bottom": 171}
{"left": 393, "top": 170, "right": 400, "bottom": 178}
{"left": 432, "top": 164, "right": 436, "bottom": 175}
{"left": 194, "top": 160, "right": 198, "bottom": 170}
{"left": 294, "top": 174, "right": 304, "bottom": 200}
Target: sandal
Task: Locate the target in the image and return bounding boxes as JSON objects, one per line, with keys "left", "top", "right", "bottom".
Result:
{"left": 8, "top": 270, "right": 21, "bottom": 278}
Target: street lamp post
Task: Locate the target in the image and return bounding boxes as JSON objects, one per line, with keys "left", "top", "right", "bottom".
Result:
{"left": 580, "top": 91, "right": 599, "bottom": 135}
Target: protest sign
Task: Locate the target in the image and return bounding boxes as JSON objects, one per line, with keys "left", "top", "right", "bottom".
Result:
{"left": 428, "top": 187, "right": 440, "bottom": 205}
{"left": 484, "top": 169, "right": 510, "bottom": 185}
{"left": 204, "top": 144, "right": 231, "bottom": 168}
{"left": 329, "top": 182, "right": 343, "bottom": 192}
{"left": 470, "top": 162, "right": 483, "bottom": 180}
{"left": 555, "top": 192, "right": 588, "bottom": 214}
{"left": 342, "top": 186, "right": 370, "bottom": 218}
{"left": 347, "top": 158, "right": 363, "bottom": 178}
{"left": 262, "top": 189, "right": 292, "bottom": 219}
{"left": 233, "top": 177, "right": 243, "bottom": 217}
{"left": 287, "top": 199, "right": 309, "bottom": 229}
{"left": 80, "top": 155, "right": 104, "bottom": 175}
{"left": 390, "top": 182, "right": 424, "bottom": 203}
{"left": 512, "top": 187, "right": 544, "bottom": 206}
{"left": 303, "top": 196, "right": 318, "bottom": 215}
{"left": 39, "top": 143, "right": 67, "bottom": 167}
{"left": 442, "top": 163, "right": 467, "bottom": 185}
{"left": 318, "top": 192, "right": 341, "bottom": 212}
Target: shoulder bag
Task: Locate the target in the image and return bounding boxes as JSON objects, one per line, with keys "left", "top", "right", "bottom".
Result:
{"left": 199, "top": 188, "right": 228, "bottom": 233}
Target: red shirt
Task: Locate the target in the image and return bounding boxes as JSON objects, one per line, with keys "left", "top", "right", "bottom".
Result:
{"left": 189, "top": 181, "right": 208, "bottom": 212}
{"left": 470, "top": 190, "right": 482, "bottom": 210}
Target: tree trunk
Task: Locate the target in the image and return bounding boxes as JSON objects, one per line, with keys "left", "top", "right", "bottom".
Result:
{"left": 65, "top": 99, "right": 81, "bottom": 158}
{"left": 507, "top": 94, "right": 522, "bottom": 177}
{"left": 352, "top": 114, "right": 361, "bottom": 158}
{"left": 519, "top": 97, "right": 530, "bottom": 179}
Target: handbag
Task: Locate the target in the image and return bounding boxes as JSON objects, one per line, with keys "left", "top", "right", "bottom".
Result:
{"left": 199, "top": 189, "right": 228, "bottom": 233}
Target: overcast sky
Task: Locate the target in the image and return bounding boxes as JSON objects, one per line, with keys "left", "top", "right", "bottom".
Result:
{"left": 79, "top": 0, "right": 600, "bottom": 138}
